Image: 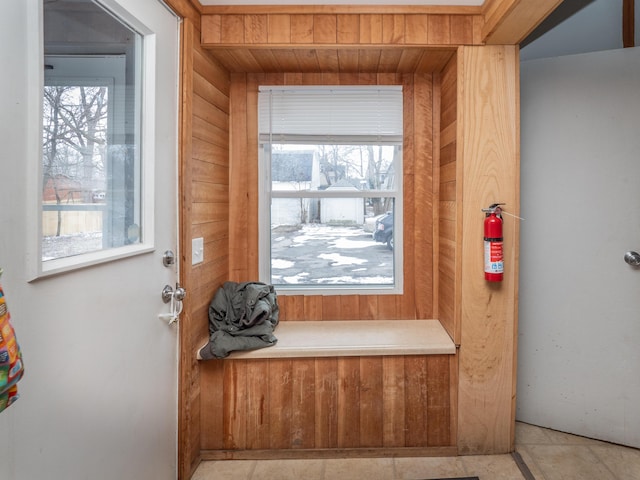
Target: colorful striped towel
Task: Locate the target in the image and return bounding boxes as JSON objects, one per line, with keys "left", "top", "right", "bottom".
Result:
{"left": 0, "top": 273, "right": 24, "bottom": 413}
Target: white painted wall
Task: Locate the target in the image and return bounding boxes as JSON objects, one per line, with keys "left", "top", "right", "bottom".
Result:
{"left": 518, "top": 47, "right": 640, "bottom": 447}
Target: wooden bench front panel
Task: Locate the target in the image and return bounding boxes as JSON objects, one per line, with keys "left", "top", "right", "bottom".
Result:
{"left": 200, "top": 354, "right": 455, "bottom": 452}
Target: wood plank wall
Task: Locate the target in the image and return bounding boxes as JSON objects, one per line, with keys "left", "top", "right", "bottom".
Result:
{"left": 195, "top": 71, "right": 456, "bottom": 456}
{"left": 437, "top": 55, "right": 460, "bottom": 344}
{"left": 457, "top": 45, "right": 519, "bottom": 455}
{"left": 171, "top": 1, "right": 520, "bottom": 466}
{"left": 178, "top": 17, "right": 231, "bottom": 480}
{"left": 200, "top": 354, "right": 454, "bottom": 457}
{"left": 227, "top": 72, "right": 436, "bottom": 320}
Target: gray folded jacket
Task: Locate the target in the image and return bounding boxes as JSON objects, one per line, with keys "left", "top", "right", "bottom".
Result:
{"left": 199, "top": 281, "right": 279, "bottom": 359}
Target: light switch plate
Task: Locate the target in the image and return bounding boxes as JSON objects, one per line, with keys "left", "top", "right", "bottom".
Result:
{"left": 192, "top": 237, "right": 204, "bottom": 265}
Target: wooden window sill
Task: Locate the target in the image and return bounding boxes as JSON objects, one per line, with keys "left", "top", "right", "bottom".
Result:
{"left": 202, "top": 319, "right": 455, "bottom": 359}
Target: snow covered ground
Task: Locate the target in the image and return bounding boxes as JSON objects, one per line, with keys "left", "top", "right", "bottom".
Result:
{"left": 271, "top": 224, "right": 394, "bottom": 286}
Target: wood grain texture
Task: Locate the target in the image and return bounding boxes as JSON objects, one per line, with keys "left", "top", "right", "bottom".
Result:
{"left": 200, "top": 12, "right": 475, "bottom": 74}
{"left": 202, "top": 5, "right": 481, "bottom": 15}
{"left": 437, "top": 54, "right": 459, "bottom": 344}
{"left": 176, "top": 17, "right": 233, "bottom": 479}
{"left": 200, "top": 355, "right": 452, "bottom": 452}
{"left": 482, "top": 0, "right": 563, "bottom": 44}
{"left": 457, "top": 45, "right": 519, "bottom": 455}
{"left": 202, "top": 12, "right": 479, "bottom": 47}
{"left": 177, "top": 20, "right": 198, "bottom": 479}
{"left": 200, "top": 47, "right": 456, "bottom": 74}
{"left": 227, "top": 72, "right": 435, "bottom": 322}
{"left": 173, "top": 0, "right": 526, "bottom": 469}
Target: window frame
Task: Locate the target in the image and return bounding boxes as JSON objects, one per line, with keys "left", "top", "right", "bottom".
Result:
{"left": 258, "top": 86, "right": 404, "bottom": 296}
{"left": 29, "top": 1, "right": 158, "bottom": 280}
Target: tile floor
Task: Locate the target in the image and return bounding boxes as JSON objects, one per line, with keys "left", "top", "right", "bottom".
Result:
{"left": 191, "top": 422, "right": 640, "bottom": 480}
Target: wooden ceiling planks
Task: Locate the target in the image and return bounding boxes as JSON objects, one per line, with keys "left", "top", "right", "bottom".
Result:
{"left": 196, "top": 1, "right": 564, "bottom": 73}
{"left": 202, "top": 47, "right": 456, "bottom": 74}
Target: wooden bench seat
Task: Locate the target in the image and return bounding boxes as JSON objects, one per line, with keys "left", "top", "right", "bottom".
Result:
{"left": 217, "top": 319, "right": 456, "bottom": 359}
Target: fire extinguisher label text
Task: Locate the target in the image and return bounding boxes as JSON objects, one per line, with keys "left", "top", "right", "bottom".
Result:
{"left": 484, "top": 240, "right": 504, "bottom": 274}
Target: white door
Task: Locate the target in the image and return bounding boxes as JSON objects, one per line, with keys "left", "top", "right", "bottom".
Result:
{"left": 518, "top": 47, "right": 640, "bottom": 448}
{"left": 0, "top": 0, "right": 180, "bottom": 479}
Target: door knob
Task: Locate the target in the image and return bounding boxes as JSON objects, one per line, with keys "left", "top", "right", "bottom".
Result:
{"left": 624, "top": 251, "right": 640, "bottom": 267}
{"left": 161, "top": 283, "right": 187, "bottom": 303}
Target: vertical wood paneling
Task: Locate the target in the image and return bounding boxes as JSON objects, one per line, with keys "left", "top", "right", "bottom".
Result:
{"left": 313, "top": 14, "right": 338, "bottom": 43}
{"left": 427, "top": 355, "right": 451, "bottom": 446}
{"left": 450, "top": 15, "right": 475, "bottom": 44}
{"left": 382, "top": 356, "right": 405, "bottom": 446}
{"left": 201, "top": 15, "right": 221, "bottom": 44}
{"left": 227, "top": 72, "right": 435, "bottom": 322}
{"left": 291, "top": 359, "right": 316, "bottom": 448}
{"left": 318, "top": 296, "right": 339, "bottom": 321}
{"left": 404, "top": 356, "right": 429, "bottom": 447}
{"left": 438, "top": 54, "right": 458, "bottom": 343}
{"left": 193, "top": 10, "right": 509, "bottom": 459}
{"left": 245, "top": 15, "right": 268, "bottom": 44}
{"left": 315, "top": 358, "right": 339, "bottom": 448}
{"left": 428, "top": 15, "right": 451, "bottom": 44}
{"left": 199, "top": 362, "right": 225, "bottom": 450}
{"left": 228, "top": 74, "right": 249, "bottom": 281}
{"left": 359, "top": 14, "right": 383, "bottom": 44}
{"left": 178, "top": 19, "right": 198, "bottom": 480}
{"left": 223, "top": 360, "right": 247, "bottom": 449}
{"left": 404, "top": 15, "right": 429, "bottom": 44}
{"left": 382, "top": 15, "right": 405, "bottom": 44}
{"left": 303, "top": 296, "right": 324, "bottom": 320}
{"left": 291, "top": 14, "right": 314, "bottom": 43}
{"left": 203, "top": 354, "right": 453, "bottom": 451}
{"left": 178, "top": 15, "right": 231, "bottom": 479}
{"left": 245, "top": 74, "right": 262, "bottom": 279}
{"left": 358, "top": 295, "right": 378, "bottom": 320}
{"left": 268, "top": 14, "right": 291, "bottom": 43}
{"left": 431, "top": 72, "right": 441, "bottom": 320}
{"left": 337, "top": 14, "right": 360, "bottom": 44}
{"left": 339, "top": 295, "right": 360, "bottom": 320}
{"left": 220, "top": 14, "right": 245, "bottom": 44}
{"left": 245, "top": 360, "right": 270, "bottom": 449}
{"left": 359, "top": 357, "right": 384, "bottom": 447}
{"left": 184, "top": 0, "right": 519, "bottom": 464}
{"left": 337, "top": 358, "right": 361, "bottom": 447}
{"left": 202, "top": 13, "right": 482, "bottom": 49}
{"left": 412, "top": 74, "right": 434, "bottom": 319}
{"left": 268, "top": 359, "right": 294, "bottom": 449}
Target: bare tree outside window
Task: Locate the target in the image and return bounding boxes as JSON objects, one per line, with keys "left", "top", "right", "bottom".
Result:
{"left": 40, "top": 0, "right": 143, "bottom": 270}
{"left": 42, "top": 85, "right": 109, "bottom": 258}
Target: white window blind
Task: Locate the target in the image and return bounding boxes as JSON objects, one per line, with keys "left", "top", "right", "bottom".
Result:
{"left": 258, "top": 86, "right": 403, "bottom": 142}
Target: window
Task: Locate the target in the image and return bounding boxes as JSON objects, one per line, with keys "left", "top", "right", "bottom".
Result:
{"left": 38, "top": 0, "right": 150, "bottom": 276}
{"left": 258, "top": 86, "right": 403, "bottom": 294}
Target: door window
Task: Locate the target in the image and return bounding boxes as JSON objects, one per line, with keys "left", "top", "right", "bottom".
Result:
{"left": 39, "top": 0, "right": 148, "bottom": 275}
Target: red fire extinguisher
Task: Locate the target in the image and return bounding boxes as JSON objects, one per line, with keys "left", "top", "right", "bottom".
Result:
{"left": 483, "top": 203, "right": 504, "bottom": 282}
